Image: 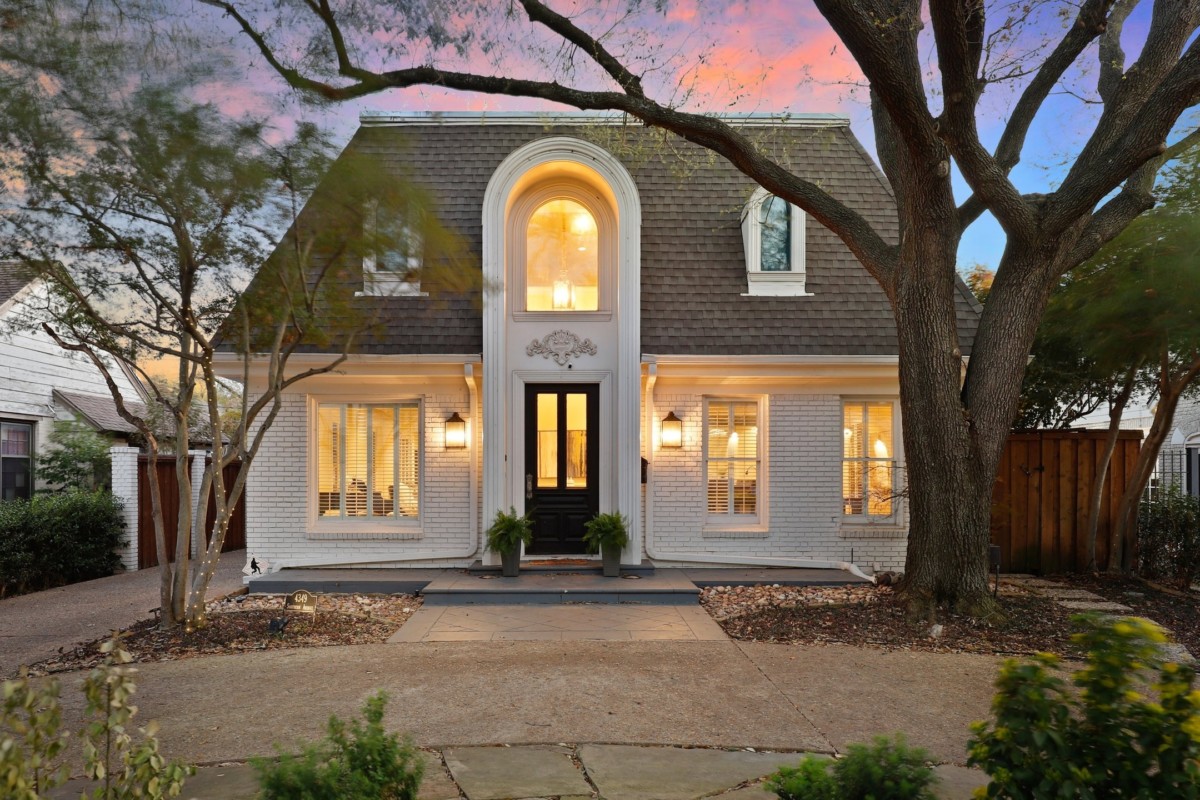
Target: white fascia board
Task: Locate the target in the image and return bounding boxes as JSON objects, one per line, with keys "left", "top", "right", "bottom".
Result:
{"left": 212, "top": 351, "right": 482, "bottom": 382}
{"left": 0, "top": 277, "right": 43, "bottom": 320}
{"left": 359, "top": 111, "right": 850, "bottom": 128}
{"left": 642, "top": 353, "right": 900, "bottom": 387}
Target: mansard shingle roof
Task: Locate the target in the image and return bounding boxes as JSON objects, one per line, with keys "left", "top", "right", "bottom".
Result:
{"left": 258, "top": 113, "right": 980, "bottom": 357}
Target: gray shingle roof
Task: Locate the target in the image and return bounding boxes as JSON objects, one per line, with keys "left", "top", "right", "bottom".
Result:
{"left": 253, "top": 117, "right": 979, "bottom": 357}
{"left": 53, "top": 390, "right": 147, "bottom": 435}
{"left": 0, "top": 261, "right": 34, "bottom": 308}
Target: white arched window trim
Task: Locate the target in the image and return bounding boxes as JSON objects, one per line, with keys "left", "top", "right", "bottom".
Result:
{"left": 740, "top": 187, "right": 811, "bottom": 297}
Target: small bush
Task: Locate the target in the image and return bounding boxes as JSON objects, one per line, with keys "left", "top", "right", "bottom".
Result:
{"left": 254, "top": 691, "right": 423, "bottom": 800}
{"left": 968, "top": 615, "right": 1200, "bottom": 799}
{"left": 1138, "top": 483, "right": 1200, "bottom": 588}
{"left": 2, "top": 635, "right": 191, "bottom": 800}
{"left": 765, "top": 736, "right": 937, "bottom": 800}
{"left": 0, "top": 490, "right": 125, "bottom": 596}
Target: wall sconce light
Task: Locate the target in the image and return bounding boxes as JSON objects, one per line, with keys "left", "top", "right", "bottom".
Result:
{"left": 661, "top": 411, "right": 682, "bottom": 448}
{"left": 445, "top": 412, "right": 467, "bottom": 449}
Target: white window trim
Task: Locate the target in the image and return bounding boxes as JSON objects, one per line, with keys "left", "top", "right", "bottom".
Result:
{"left": 306, "top": 396, "right": 425, "bottom": 538}
{"left": 358, "top": 200, "right": 428, "bottom": 298}
{"left": 0, "top": 418, "right": 34, "bottom": 501}
{"left": 508, "top": 179, "right": 616, "bottom": 320}
{"left": 741, "top": 187, "right": 811, "bottom": 297}
{"left": 702, "top": 395, "right": 769, "bottom": 533}
{"left": 839, "top": 398, "right": 903, "bottom": 528}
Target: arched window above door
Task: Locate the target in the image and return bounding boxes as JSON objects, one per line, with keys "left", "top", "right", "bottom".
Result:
{"left": 526, "top": 198, "right": 599, "bottom": 311}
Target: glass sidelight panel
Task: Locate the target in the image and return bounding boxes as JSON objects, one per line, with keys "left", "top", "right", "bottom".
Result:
{"left": 537, "top": 393, "right": 558, "bottom": 488}
{"left": 565, "top": 393, "right": 588, "bottom": 488}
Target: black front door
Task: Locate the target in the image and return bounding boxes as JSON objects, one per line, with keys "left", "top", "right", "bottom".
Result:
{"left": 524, "top": 383, "right": 599, "bottom": 555}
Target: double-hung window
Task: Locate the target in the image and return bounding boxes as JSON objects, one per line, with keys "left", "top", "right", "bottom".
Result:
{"left": 1, "top": 421, "right": 32, "bottom": 500}
{"left": 842, "top": 401, "right": 897, "bottom": 520}
{"left": 705, "top": 400, "right": 761, "bottom": 521}
{"left": 741, "top": 188, "right": 809, "bottom": 296}
{"left": 316, "top": 403, "right": 420, "bottom": 521}
{"left": 361, "top": 200, "right": 425, "bottom": 296}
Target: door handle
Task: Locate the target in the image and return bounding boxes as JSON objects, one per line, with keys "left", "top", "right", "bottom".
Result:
{"left": 526, "top": 474, "right": 533, "bottom": 500}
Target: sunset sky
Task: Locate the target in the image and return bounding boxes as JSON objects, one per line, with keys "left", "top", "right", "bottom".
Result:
{"left": 194, "top": 0, "right": 1169, "bottom": 271}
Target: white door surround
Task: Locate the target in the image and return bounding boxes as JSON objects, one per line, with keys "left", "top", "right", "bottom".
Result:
{"left": 481, "top": 136, "right": 642, "bottom": 563}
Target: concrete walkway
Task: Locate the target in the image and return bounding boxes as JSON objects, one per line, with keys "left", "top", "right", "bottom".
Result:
{"left": 392, "top": 603, "right": 728, "bottom": 642}
{"left": 44, "top": 640, "right": 1000, "bottom": 790}
{"left": 47, "top": 743, "right": 986, "bottom": 800}
{"left": 0, "top": 549, "right": 246, "bottom": 677}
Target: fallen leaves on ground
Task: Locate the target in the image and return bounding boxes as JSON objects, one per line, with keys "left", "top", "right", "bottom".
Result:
{"left": 701, "top": 583, "right": 1081, "bottom": 657}
{"left": 23, "top": 593, "right": 422, "bottom": 676}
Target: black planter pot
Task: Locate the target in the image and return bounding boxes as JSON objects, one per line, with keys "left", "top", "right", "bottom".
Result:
{"left": 500, "top": 549, "right": 520, "bottom": 577}
{"left": 601, "top": 544, "right": 621, "bottom": 577}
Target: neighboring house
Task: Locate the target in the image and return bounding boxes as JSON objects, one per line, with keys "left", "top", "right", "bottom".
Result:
{"left": 0, "top": 261, "right": 147, "bottom": 499}
{"left": 215, "top": 112, "right": 981, "bottom": 573}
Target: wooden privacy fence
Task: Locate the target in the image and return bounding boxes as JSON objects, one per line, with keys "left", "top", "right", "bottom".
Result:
{"left": 991, "top": 430, "right": 1143, "bottom": 574}
{"left": 136, "top": 456, "right": 246, "bottom": 570}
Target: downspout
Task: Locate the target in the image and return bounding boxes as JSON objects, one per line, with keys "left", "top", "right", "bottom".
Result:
{"left": 642, "top": 360, "right": 874, "bottom": 584}
{"left": 268, "top": 364, "right": 482, "bottom": 572}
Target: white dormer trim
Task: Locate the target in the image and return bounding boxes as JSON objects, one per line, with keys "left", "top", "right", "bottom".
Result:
{"left": 358, "top": 200, "right": 428, "bottom": 298}
{"left": 741, "top": 187, "right": 811, "bottom": 298}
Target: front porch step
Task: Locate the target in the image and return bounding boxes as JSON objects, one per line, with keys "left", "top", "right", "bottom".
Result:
{"left": 420, "top": 570, "right": 700, "bottom": 605}
{"left": 466, "top": 559, "right": 657, "bottom": 576}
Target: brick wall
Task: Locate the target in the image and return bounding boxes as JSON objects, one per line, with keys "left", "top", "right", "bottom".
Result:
{"left": 245, "top": 388, "right": 477, "bottom": 568}
{"left": 649, "top": 392, "right": 908, "bottom": 572}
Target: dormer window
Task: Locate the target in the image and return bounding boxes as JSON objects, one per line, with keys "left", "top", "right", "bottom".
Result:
{"left": 361, "top": 200, "right": 426, "bottom": 297}
{"left": 741, "top": 188, "right": 810, "bottom": 297}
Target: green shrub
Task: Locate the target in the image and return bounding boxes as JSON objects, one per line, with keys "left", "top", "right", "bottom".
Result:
{"left": 765, "top": 757, "right": 837, "bottom": 800}
{"left": 37, "top": 417, "right": 112, "bottom": 491}
{"left": 2, "top": 635, "right": 191, "bottom": 800}
{"left": 0, "top": 490, "right": 125, "bottom": 596}
{"left": 968, "top": 615, "right": 1200, "bottom": 799}
{"left": 1138, "top": 483, "right": 1200, "bottom": 588}
{"left": 765, "top": 736, "right": 936, "bottom": 800}
{"left": 254, "top": 691, "right": 423, "bottom": 800}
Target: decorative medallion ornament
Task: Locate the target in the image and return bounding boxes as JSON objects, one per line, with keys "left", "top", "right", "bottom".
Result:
{"left": 526, "top": 330, "right": 598, "bottom": 366}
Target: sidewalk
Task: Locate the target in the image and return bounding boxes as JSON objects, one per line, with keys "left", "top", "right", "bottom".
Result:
{"left": 0, "top": 549, "right": 246, "bottom": 677}
{"left": 48, "top": 743, "right": 988, "bottom": 800}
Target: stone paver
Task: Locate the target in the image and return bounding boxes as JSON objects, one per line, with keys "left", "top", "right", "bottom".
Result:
{"left": 1034, "top": 587, "right": 1105, "bottom": 601}
{"left": 580, "top": 744, "right": 809, "bottom": 800}
{"left": 1058, "top": 600, "right": 1133, "bottom": 612}
{"left": 0, "top": 549, "right": 246, "bottom": 677}
{"left": 445, "top": 745, "right": 592, "bottom": 800}
{"left": 391, "top": 603, "right": 728, "bottom": 642}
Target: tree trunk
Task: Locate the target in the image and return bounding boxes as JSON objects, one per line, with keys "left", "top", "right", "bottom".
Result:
{"left": 1110, "top": 355, "right": 1200, "bottom": 572}
{"left": 1085, "top": 366, "right": 1137, "bottom": 572}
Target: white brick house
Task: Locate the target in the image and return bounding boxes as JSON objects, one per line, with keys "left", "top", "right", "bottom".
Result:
{"left": 216, "top": 113, "right": 981, "bottom": 574}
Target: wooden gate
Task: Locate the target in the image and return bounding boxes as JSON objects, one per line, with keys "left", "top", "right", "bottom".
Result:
{"left": 991, "top": 430, "right": 1142, "bottom": 574}
{"left": 136, "top": 456, "right": 246, "bottom": 569}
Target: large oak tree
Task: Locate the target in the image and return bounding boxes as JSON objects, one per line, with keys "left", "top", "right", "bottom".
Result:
{"left": 202, "top": 0, "right": 1200, "bottom": 614}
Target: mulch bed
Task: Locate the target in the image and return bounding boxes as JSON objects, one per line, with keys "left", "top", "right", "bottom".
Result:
{"left": 701, "top": 583, "right": 1082, "bottom": 657}
{"left": 24, "top": 593, "right": 422, "bottom": 676}
{"left": 1053, "top": 573, "right": 1200, "bottom": 656}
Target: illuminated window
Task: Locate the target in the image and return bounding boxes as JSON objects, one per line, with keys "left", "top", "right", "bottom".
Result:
{"left": 842, "top": 401, "right": 896, "bottom": 519}
{"left": 705, "top": 400, "right": 760, "bottom": 519}
{"left": 526, "top": 198, "right": 599, "bottom": 311}
{"left": 1, "top": 420, "right": 32, "bottom": 501}
{"left": 741, "top": 188, "right": 809, "bottom": 296}
{"left": 316, "top": 403, "right": 420, "bottom": 520}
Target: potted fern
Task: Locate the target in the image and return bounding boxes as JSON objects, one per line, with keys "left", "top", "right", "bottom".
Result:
{"left": 486, "top": 507, "right": 533, "bottom": 577}
{"left": 583, "top": 512, "right": 628, "bottom": 577}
